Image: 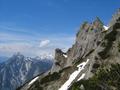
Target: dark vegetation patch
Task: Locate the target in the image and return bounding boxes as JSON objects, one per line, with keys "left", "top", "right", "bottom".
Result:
{"left": 117, "top": 17, "right": 120, "bottom": 22}
{"left": 94, "top": 56, "right": 98, "bottom": 60}
{"left": 114, "top": 23, "right": 120, "bottom": 30}
{"left": 118, "top": 43, "right": 120, "bottom": 52}
{"left": 92, "top": 63, "right": 100, "bottom": 69}
{"left": 69, "top": 64, "right": 120, "bottom": 90}
{"left": 73, "top": 56, "right": 84, "bottom": 66}
{"left": 55, "top": 62, "right": 61, "bottom": 66}
{"left": 98, "top": 25, "right": 118, "bottom": 59}
{"left": 73, "top": 49, "right": 95, "bottom": 66}
{"left": 40, "top": 72, "right": 61, "bottom": 84}
{"left": 26, "top": 66, "right": 72, "bottom": 90}
{"left": 59, "top": 66, "right": 71, "bottom": 73}
{"left": 101, "top": 42, "right": 106, "bottom": 47}
{"left": 97, "top": 41, "right": 101, "bottom": 46}
{"left": 85, "top": 49, "right": 95, "bottom": 57}
{"left": 91, "top": 69, "right": 97, "bottom": 73}
{"left": 16, "top": 72, "right": 45, "bottom": 90}
{"left": 28, "top": 81, "right": 43, "bottom": 90}
{"left": 40, "top": 66, "right": 71, "bottom": 84}
{"left": 16, "top": 87, "right": 22, "bottom": 90}
{"left": 91, "top": 63, "right": 100, "bottom": 73}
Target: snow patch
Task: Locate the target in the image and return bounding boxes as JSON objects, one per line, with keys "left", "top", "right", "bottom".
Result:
{"left": 28, "top": 76, "right": 39, "bottom": 85}
{"left": 77, "top": 73, "right": 85, "bottom": 81}
{"left": 63, "top": 54, "right": 67, "bottom": 58}
{"left": 103, "top": 25, "right": 109, "bottom": 30}
{"left": 59, "top": 59, "right": 89, "bottom": 90}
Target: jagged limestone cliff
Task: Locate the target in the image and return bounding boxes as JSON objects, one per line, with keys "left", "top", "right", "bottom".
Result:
{"left": 18, "top": 9, "right": 120, "bottom": 90}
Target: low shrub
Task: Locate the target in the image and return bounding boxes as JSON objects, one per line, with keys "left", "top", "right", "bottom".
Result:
{"left": 40, "top": 72, "right": 61, "bottom": 84}
{"left": 98, "top": 29, "right": 117, "bottom": 59}
{"left": 69, "top": 64, "right": 120, "bottom": 90}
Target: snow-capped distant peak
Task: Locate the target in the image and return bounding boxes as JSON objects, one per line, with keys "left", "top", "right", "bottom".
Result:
{"left": 37, "top": 54, "right": 54, "bottom": 60}
{"left": 0, "top": 53, "right": 53, "bottom": 90}
{"left": 103, "top": 25, "right": 109, "bottom": 30}
{"left": 25, "top": 57, "right": 32, "bottom": 61}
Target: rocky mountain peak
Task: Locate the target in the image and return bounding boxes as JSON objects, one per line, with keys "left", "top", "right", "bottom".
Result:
{"left": 55, "top": 48, "right": 64, "bottom": 57}
{"left": 92, "top": 17, "right": 104, "bottom": 29}
{"left": 18, "top": 9, "right": 120, "bottom": 90}
{"left": 109, "top": 8, "right": 120, "bottom": 26}
{"left": 54, "top": 17, "right": 107, "bottom": 70}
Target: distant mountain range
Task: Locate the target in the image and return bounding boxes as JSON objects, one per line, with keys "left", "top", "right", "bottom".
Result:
{"left": 0, "top": 53, "right": 53, "bottom": 90}
{"left": 0, "top": 56, "right": 8, "bottom": 63}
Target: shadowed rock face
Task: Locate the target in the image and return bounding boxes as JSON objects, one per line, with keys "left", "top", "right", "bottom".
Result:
{"left": 52, "top": 48, "right": 67, "bottom": 72}
{"left": 18, "top": 9, "right": 120, "bottom": 90}
{"left": 55, "top": 48, "right": 66, "bottom": 63}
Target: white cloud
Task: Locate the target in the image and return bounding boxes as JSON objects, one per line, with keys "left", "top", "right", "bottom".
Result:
{"left": 0, "top": 37, "right": 74, "bottom": 57}
{"left": 39, "top": 40, "right": 50, "bottom": 47}
{"left": 0, "top": 29, "right": 75, "bottom": 57}
{"left": 0, "top": 22, "right": 76, "bottom": 57}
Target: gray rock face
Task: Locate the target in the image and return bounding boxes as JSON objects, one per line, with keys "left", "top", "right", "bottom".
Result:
{"left": 109, "top": 8, "right": 120, "bottom": 26}
{"left": 18, "top": 9, "right": 120, "bottom": 90}
{"left": 52, "top": 48, "right": 67, "bottom": 72}
{"left": 66, "top": 17, "right": 105, "bottom": 67}
{"left": 55, "top": 48, "right": 67, "bottom": 67}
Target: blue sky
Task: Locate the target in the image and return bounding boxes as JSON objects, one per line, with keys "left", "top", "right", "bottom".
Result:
{"left": 0, "top": 0, "right": 119, "bottom": 57}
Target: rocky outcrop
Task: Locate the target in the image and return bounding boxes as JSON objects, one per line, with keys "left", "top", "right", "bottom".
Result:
{"left": 55, "top": 48, "right": 67, "bottom": 67}
{"left": 49, "top": 48, "right": 67, "bottom": 73}
{"left": 109, "top": 8, "right": 120, "bottom": 26}
{"left": 69, "top": 12, "right": 120, "bottom": 90}
{"left": 18, "top": 9, "right": 120, "bottom": 90}
{"left": 66, "top": 17, "right": 105, "bottom": 67}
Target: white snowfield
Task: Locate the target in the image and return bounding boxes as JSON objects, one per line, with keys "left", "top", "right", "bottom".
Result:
{"left": 63, "top": 54, "right": 68, "bottom": 58}
{"left": 59, "top": 59, "right": 90, "bottom": 90}
{"left": 28, "top": 76, "right": 39, "bottom": 85}
{"left": 103, "top": 25, "right": 109, "bottom": 30}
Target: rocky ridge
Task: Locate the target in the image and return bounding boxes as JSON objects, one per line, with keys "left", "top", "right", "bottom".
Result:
{"left": 18, "top": 9, "right": 120, "bottom": 90}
